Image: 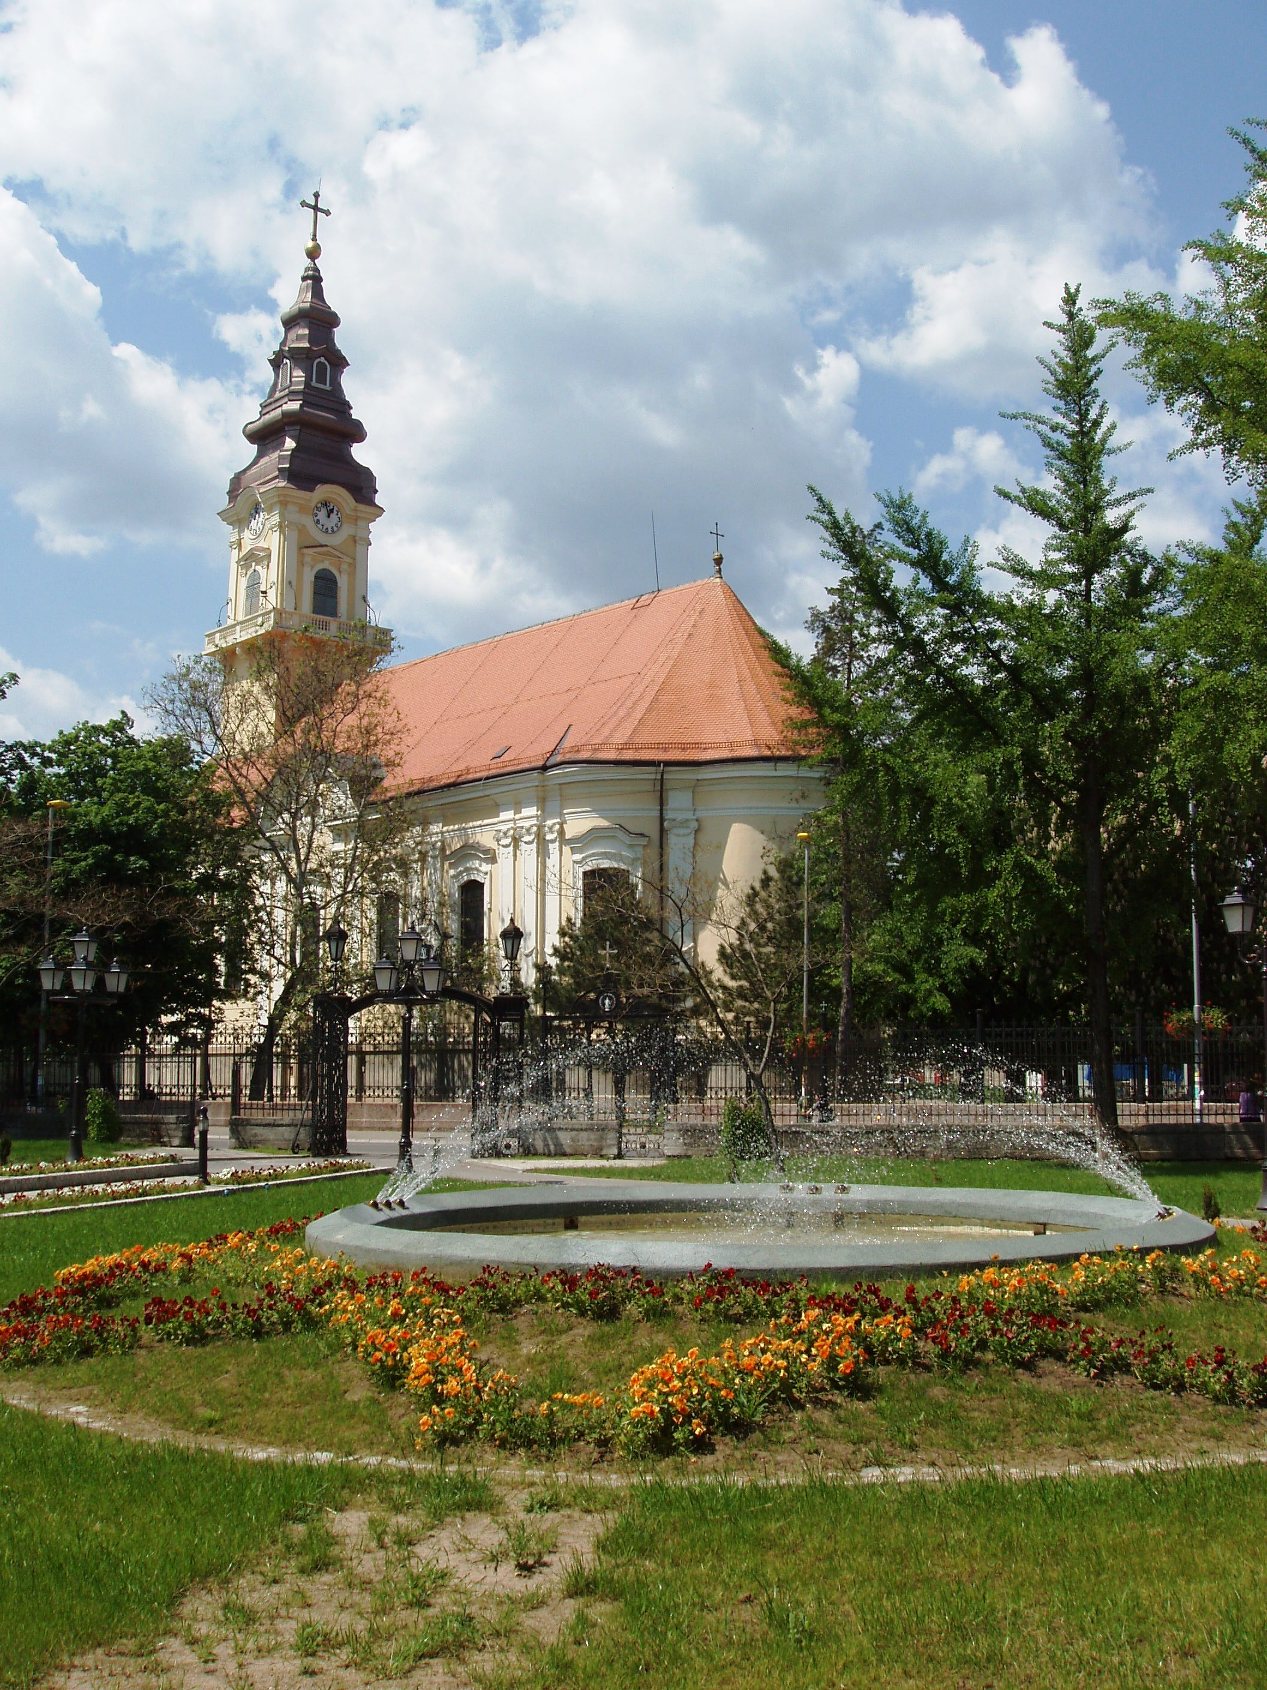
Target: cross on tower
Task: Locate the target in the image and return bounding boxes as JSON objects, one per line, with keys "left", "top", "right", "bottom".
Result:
{"left": 300, "top": 188, "right": 332, "bottom": 245}
{"left": 599, "top": 941, "right": 618, "bottom": 970}
{"left": 710, "top": 522, "right": 724, "bottom": 552}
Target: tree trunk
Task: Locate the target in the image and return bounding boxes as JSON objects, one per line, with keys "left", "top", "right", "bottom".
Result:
{"left": 249, "top": 970, "right": 302, "bottom": 1100}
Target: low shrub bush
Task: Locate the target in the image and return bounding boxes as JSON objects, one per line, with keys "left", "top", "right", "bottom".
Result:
{"left": 720, "top": 1096, "right": 772, "bottom": 1162}
{"left": 84, "top": 1090, "right": 122, "bottom": 1145}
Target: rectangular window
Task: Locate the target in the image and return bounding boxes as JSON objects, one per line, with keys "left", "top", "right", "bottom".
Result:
{"left": 376, "top": 891, "right": 401, "bottom": 959}
{"left": 459, "top": 880, "right": 485, "bottom": 956}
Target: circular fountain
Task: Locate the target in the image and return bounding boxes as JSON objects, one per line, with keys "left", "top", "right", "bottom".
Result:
{"left": 308, "top": 1027, "right": 1216, "bottom": 1280}
{"left": 306, "top": 1176, "right": 1213, "bottom": 1281}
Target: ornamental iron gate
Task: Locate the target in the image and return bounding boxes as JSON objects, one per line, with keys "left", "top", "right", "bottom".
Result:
{"left": 309, "top": 987, "right": 528, "bottom": 1156}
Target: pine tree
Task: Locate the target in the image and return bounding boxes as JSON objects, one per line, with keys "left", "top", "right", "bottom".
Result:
{"left": 990, "top": 283, "right": 1173, "bottom": 1129}
{"left": 806, "top": 286, "right": 1177, "bottom": 1135}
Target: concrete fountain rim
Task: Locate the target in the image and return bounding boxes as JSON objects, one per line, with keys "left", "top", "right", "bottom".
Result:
{"left": 305, "top": 1176, "right": 1216, "bottom": 1281}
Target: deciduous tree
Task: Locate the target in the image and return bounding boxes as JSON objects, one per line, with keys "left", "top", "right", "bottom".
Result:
{"left": 0, "top": 709, "right": 240, "bottom": 1055}
{"left": 150, "top": 634, "right": 408, "bottom": 1093}
{"left": 1098, "top": 122, "right": 1267, "bottom": 490}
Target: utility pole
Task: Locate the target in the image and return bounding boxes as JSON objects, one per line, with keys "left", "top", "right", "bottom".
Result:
{"left": 797, "top": 829, "right": 811, "bottom": 1111}
{"left": 1189, "top": 793, "right": 1204, "bottom": 1128}
{"left": 33, "top": 798, "right": 71, "bottom": 1108}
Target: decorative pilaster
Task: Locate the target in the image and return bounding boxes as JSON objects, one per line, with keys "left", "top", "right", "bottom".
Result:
{"left": 516, "top": 821, "right": 540, "bottom": 980}
{"left": 542, "top": 819, "right": 565, "bottom": 958}
{"left": 494, "top": 822, "right": 516, "bottom": 935}
{"left": 665, "top": 814, "right": 699, "bottom": 953}
{"left": 423, "top": 824, "right": 443, "bottom": 933}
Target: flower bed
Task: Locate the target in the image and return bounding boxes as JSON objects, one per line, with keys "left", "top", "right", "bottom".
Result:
{"left": 0, "top": 1159, "right": 372, "bottom": 1211}
{"left": 4, "top": 1221, "right": 1267, "bottom": 1456}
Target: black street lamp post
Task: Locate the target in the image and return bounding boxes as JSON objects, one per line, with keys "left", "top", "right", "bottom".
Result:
{"left": 37, "top": 929, "right": 130, "bottom": 1162}
{"left": 364, "top": 922, "right": 445, "bottom": 1175}
{"left": 499, "top": 917, "right": 524, "bottom": 989}
{"left": 1220, "top": 888, "right": 1267, "bottom": 1212}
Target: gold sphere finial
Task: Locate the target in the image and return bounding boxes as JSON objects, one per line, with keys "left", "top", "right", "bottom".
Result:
{"left": 300, "top": 189, "right": 331, "bottom": 261}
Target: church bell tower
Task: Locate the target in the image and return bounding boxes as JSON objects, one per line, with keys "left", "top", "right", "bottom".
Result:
{"left": 205, "top": 191, "right": 391, "bottom": 671}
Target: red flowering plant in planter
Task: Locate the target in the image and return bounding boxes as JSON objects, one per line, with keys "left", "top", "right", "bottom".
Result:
{"left": 783, "top": 1028, "right": 828, "bottom": 1061}
{"left": 1164, "top": 1005, "right": 1229, "bottom": 1039}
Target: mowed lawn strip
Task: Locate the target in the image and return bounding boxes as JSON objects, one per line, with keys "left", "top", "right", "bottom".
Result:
{"left": 577, "top": 1153, "right": 1265, "bottom": 1217}
{"left": 509, "top": 1464, "right": 1267, "bottom": 1690}
{"left": 0, "top": 1400, "right": 353, "bottom": 1690}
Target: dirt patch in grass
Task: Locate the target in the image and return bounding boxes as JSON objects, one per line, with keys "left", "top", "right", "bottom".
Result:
{"left": 37, "top": 1485, "right": 610, "bottom": 1690}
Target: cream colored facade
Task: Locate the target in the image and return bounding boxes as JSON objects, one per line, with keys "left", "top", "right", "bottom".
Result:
{"left": 391, "top": 758, "right": 819, "bottom": 988}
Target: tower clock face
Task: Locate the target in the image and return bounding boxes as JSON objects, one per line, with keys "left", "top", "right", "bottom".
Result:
{"left": 246, "top": 502, "right": 265, "bottom": 539}
{"left": 313, "top": 499, "right": 343, "bottom": 536}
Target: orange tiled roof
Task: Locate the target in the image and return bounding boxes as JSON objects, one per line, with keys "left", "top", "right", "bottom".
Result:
{"left": 381, "top": 577, "right": 805, "bottom": 797}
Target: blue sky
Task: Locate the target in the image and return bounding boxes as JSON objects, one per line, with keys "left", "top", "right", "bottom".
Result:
{"left": 0, "top": 0, "right": 1261, "bottom": 740}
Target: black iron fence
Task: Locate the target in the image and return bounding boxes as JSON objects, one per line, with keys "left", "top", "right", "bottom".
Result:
{"left": 3, "top": 1019, "right": 1263, "bottom": 1132}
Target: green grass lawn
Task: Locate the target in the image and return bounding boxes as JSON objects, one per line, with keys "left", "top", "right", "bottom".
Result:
{"left": 6, "top": 1164, "right": 1267, "bottom": 1687}
{"left": 2, "top": 1134, "right": 156, "bottom": 1167}
{"left": 496, "top": 1464, "right": 1267, "bottom": 1690}
{"left": 0, "top": 1400, "right": 352, "bottom": 1689}
{"left": 0, "top": 1402, "right": 491, "bottom": 1690}
{"left": 0, "top": 1172, "right": 386, "bottom": 1305}
{"left": 579, "top": 1152, "right": 1265, "bottom": 1218}
{"left": 4, "top": 1134, "right": 70, "bottom": 1165}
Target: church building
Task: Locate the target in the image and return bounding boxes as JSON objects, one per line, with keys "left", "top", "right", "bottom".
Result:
{"left": 206, "top": 212, "right": 818, "bottom": 1002}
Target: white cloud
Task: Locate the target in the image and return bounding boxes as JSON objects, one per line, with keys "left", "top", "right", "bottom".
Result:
{"left": 966, "top": 402, "right": 1230, "bottom": 580}
{"left": 0, "top": 188, "right": 247, "bottom": 555}
{"left": 0, "top": 645, "right": 146, "bottom": 741}
{"left": 0, "top": 0, "right": 1222, "bottom": 727}
{"left": 914, "top": 427, "right": 1025, "bottom": 499}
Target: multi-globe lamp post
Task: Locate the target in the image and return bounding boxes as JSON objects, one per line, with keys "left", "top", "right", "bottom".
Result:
{"left": 37, "top": 930, "right": 130, "bottom": 1162}
{"left": 1219, "top": 886, "right": 1267, "bottom": 1212}
{"left": 367, "top": 922, "right": 446, "bottom": 1174}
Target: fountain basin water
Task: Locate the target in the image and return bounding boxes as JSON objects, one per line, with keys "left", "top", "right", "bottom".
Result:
{"left": 306, "top": 1178, "right": 1214, "bottom": 1281}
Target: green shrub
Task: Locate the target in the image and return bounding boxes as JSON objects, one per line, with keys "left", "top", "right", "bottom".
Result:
{"left": 84, "top": 1089, "right": 122, "bottom": 1145}
{"left": 720, "top": 1096, "right": 771, "bottom": 1162}
{"left": 1201, "top": 1183, "right": 1221, "bottom": 1223}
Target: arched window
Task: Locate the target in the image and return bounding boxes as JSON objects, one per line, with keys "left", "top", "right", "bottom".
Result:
{"left": 276, "top": 358, "right": 291, "bottom": 393}
{"left": 243, "top": 569, "right": 261, "bottom": 617}
{"left": 312, "top": 568, "right": 338, "bottom": 619}
{"left": 312, "top": 358, "right": 331, "bottom": 388}
{"left": 459, "top": 880, "right": 485, "bottom": 957}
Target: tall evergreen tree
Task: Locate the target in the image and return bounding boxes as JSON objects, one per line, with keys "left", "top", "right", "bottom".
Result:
{"left": 990, "top": 284, "right": 1175, "bottom": 1127}
{"left": 1102, "top": 123, "right": 1267, "bottom": 985}
{"left": 807, "top": 286, "right": 1178, "bottom": 1134}
{"left": 797, "top": 514, "right": 896, "bottom": 1058}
